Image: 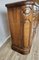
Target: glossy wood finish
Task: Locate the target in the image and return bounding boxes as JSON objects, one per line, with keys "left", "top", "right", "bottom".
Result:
{"left": 5, "top": 1, "right": 34, "bottom": 54}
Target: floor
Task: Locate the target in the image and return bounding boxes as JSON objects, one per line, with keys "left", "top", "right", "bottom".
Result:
{"left": 0, "top": 25, "right": 39, "bottom": 60}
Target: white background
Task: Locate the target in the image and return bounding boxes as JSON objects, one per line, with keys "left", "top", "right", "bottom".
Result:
{"left": 0, "top": 0, "right": 24, "bottom": 47}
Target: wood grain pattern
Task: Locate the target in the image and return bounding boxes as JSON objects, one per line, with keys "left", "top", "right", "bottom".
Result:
{"left": 24, "top": 20, "right": 30, "bottom": 48}
{"left": 6, "top": 1, "right": 34, "bottom": 54}
{"left": 8, "top": 7, "right": 21, "bottom": 47}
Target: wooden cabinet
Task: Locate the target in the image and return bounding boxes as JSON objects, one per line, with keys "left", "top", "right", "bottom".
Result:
{"left": 5, "top": 1, "right": 35, "bottom": 54}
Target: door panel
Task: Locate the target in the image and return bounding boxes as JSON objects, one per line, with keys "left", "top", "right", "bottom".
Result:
{"left": 24, "top": 20, "right": 30, "bottom": 48}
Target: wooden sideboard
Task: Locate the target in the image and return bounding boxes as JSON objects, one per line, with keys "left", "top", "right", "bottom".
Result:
{"left": 5, "top": 1, "right": 38, "bottom": 54}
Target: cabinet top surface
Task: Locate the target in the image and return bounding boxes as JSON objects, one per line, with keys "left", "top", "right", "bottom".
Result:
{"left": 5, "top": 1, "right": 35, "bottom": 8}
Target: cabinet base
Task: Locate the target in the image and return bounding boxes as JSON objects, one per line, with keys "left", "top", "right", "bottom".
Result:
{"left": 11, "top": 45, "right": 30, "bottom": 55}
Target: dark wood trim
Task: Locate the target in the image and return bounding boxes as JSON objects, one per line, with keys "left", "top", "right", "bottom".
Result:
{"left": 5, "top": 1, "right": 26, "bottom": 8}
{"left": 11, "top": 44, "right": 30, "bottom": 55}
{"left": 5, "top": 1, "right": 35, "bottom": 8}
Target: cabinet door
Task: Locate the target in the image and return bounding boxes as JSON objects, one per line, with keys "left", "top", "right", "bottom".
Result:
{"left": 8, "top": 7, "right": 21, "bottom": 47}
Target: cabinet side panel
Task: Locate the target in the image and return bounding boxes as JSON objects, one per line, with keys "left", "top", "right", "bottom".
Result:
{"left": 8, "top": 7, "right": 21, "bottom": 47}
